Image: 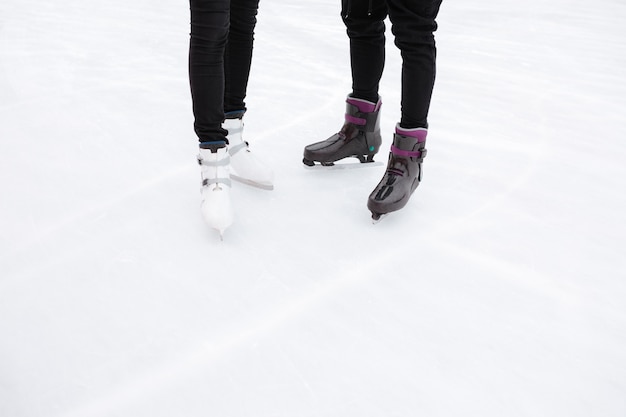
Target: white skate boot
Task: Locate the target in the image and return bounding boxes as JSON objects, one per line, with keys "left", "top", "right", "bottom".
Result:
{"left": 198, "top": 146, "right": 234, "bottom": 239}
{"left": 223, "top": 116, "right": 274, "bottom": 190}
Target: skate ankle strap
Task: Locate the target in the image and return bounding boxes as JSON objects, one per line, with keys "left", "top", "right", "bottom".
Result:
{"left": 391, "top": 145, "right": 427, "bottom": 160}
{"left": 197, "top": 155, "right": 230, "bottom": 166}
{"left": 345, "top": 100, "right": 379, "bottom": 132}
{"left": 202, "top": 177, "right": 232, "bottom": 187}
{"left": 345, "top": 111, "right": 379, "bottom": 132}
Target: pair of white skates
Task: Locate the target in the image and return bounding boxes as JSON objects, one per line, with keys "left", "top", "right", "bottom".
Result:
{"left": 197, "top": 118, "right": 274, "bottom": 239}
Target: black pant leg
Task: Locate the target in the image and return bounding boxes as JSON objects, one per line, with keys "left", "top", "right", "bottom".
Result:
{"left": 341, "top": 0, "right": 388, "bottom": 103}
{"left": 224, "top": 0, "right": 259, "bottom": 114}
{"left": 189, "top": 0, "right": 230, "bottom": 142}
{"left": 388, "top": 0, "right": 442, "bottom": 129}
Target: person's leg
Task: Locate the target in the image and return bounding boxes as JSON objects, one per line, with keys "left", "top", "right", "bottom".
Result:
{"left": 300, "top": 0, "right": 388, "bottom": 167}
{"left": 190, "top": 0, "right": 235, "bottom": 236}
{"left": 342, "top": 0, "right": 388, "bottom": 103}
{"left": 387, "top": 0, "right": 442, "bottom": 128}
{"left": 224, "top": 0, "right": 259, "bottom": 115}
{"left": 219, "top": 0, "right": 272, "bottom": 189}
{"left": 367, "top": 0, "right": 442, "bottom": 219}
{"left": 189, "top": 0, "right": 230, "bottom": 145}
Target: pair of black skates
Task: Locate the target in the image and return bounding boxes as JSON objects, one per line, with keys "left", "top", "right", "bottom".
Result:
{"left": 303, "top": 96, "right": 427, "bottom": 221}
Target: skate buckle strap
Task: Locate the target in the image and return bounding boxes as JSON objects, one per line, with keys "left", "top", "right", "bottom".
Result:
{"left": 391, "top": 145, "right": 427, "bottom": 159}
{"left": 202, "top": 177, "right": 232, "bottom": 187}
{"left": 198, "top": 154, "right": 231, "bottom": 166}
{"left": 345, "top": 113, "right": 366, "bottom": 126}
{"left": 344, "top": 111, "right": 378, "bottom": 132}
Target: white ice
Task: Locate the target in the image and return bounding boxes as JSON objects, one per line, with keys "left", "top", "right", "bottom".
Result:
{"left": 1, "top": 0, "right": 625, "bottom": 416}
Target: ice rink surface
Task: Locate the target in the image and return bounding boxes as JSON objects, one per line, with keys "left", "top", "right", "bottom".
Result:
{"left": 1, "top": 0, "right": 625, "bottom": 416}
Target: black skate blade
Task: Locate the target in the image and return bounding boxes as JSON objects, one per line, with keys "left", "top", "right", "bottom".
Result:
{"left": 303, "top": 160, "right": 383, "bottom": 170}
{"left": 371, "top": 212, "right": 388, "bottom": 224}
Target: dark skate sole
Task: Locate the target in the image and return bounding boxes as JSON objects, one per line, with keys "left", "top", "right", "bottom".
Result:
{"left": 302, "top": 153, "right": 378, "bottom": 168}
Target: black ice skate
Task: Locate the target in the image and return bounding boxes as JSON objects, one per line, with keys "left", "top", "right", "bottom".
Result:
{"left": 368, "top": 125, "right": 428, "bottom": 221}
{"left": 303, "top": 95, "right": 382, "bottom": 167}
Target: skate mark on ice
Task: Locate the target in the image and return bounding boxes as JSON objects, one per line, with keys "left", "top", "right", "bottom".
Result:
{"left": 435, "top": 137, "right": 549, "bottom": 239}
{"left": 57, "top": 246, "right": 401, "bottom": 417}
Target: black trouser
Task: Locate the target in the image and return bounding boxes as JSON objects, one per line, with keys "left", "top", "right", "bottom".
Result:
{"left": 189, "top": 0, "right": 259, "bottom": 143}
{"left": 342, "top": 0, "right": 442, "bottom": 129}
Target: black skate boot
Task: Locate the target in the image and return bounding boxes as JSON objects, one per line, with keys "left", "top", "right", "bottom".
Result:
{"left": 303, "top": 95, "right": 382, "bottom": 167}
{"left": 367, "top": 125, "right": 428, "bottom": 221}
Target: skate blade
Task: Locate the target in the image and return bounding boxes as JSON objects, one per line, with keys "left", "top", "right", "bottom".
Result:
{"left": 230, "top": 174, "right": 274, "bottom": 190}
{"left": 206, "top": 223, "right": 228, "bottom": 240}
{"left": 303, "top": 160, "right": 383, "bottom": 170}
{"left": 202, "top": 203, "right": 233, "bottom": 240}
{"left": 209, "top": 225, "right": 227, "bottom": 240}
{"left": 371, "top": 212, "right": 388, "bottom": 224}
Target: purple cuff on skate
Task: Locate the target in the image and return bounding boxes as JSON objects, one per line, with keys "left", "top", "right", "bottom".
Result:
{"left": 346, "top": 97, "right": 382, "bottom": 113}
{"left": 396, "top": 126, "right": 427, "bottom": 143}
{"left": 344, "top": 114, "right": 367, "bottom": 125}
{"left": 391, "top": 145, "right": 424, "bottom": 158}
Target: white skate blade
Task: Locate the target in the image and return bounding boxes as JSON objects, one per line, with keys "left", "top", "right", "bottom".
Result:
{"left": 206, "top": 220, "right": 232, "bottom": 240}
{"left": 230, "top": 174, "right": 274, "bottom": 190}
{"left": 203, "top": 214, "right": 233, "bottom": 239}
{"left": 214, "top": 227, "right": 226, "bottom": 241}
